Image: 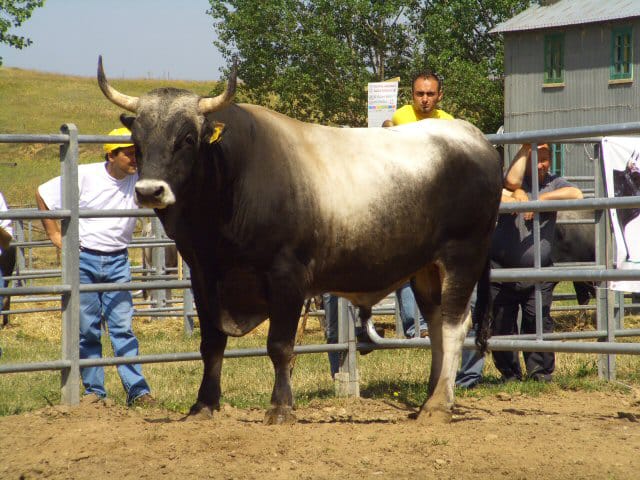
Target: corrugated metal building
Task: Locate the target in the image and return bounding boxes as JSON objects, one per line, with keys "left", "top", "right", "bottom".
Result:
{"left": 492, "top": 0, "right": 640, "bottom": 186}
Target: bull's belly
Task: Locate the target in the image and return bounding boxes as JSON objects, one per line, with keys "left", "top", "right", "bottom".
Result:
{"left": 217, "top": 310, "right": 268, "bottom": 337}
{"left": 214, "top": 267, "right": 269, "bottom": 337}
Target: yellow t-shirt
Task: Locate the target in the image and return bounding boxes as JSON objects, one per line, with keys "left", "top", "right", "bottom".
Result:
{"left": 391, "top": 104, "right": 454, "bottom": 125}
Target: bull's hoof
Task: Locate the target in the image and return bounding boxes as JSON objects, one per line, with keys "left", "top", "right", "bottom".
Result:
{"left": 415, "top": 406, "right": 452, "bottom": 424}
{"left": 184, "top": 402, "right": 216, "bottom": 420}
{"left": 264, "top": 406, "right": 297, "bottom": 425}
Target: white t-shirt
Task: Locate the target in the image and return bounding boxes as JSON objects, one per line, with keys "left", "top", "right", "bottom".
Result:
{"left": 38, "top": 162, "right": 138, "bottom": 252}
{"left": 0, "top": 192, "right": 13, "bottom": 255}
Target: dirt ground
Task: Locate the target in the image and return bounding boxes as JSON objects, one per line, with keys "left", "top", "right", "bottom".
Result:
{"left": 1, "top": 390, "right": 640, "bottom": 479}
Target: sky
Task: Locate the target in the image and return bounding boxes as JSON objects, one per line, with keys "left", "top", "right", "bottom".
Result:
{"left": 0, "top": 0, "right": 226, "bottom": 81}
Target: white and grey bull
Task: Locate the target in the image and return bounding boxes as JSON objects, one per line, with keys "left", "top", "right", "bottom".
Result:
{"left": 98, "top": 56, "right": 502, "bottom": 424}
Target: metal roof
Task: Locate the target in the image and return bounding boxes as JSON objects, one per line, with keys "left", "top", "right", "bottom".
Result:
{"left": 492, "top": 0, "right": 640, "bottom": 34}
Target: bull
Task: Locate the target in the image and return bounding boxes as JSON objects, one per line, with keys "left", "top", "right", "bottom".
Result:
{"left": 552, "top": 210, "right": 596, "bottom": 305}
{"left": 97, "top": 56, "right": 502, "bottom": 424}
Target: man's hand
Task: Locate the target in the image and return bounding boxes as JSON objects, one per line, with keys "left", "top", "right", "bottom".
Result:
{"left": 512, "top": 188, "right": 529, "bottom": 202}
{"left": 501, "top": 188, "right": 530, "bottom": 216}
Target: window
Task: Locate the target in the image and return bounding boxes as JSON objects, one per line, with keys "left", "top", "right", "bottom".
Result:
{"left": 611, "top": 26, "right": 633, "bottom": 81}
{"left": 550, "top": 143, "right": 564, "bottom": 176}
{"left": 544, "top": 34, "right": 564, "bottom": 84}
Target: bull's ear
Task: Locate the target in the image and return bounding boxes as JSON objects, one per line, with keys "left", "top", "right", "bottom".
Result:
{"left": 120, "top": 113, "right": 135, "bottom": 129}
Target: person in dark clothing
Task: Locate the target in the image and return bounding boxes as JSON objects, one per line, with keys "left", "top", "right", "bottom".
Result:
{"left": 489, "top": 144, "right": 583, "bottom": 382}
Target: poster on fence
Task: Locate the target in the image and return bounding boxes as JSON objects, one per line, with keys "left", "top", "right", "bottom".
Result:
{"left": 367, "top": 81, "right": 398, "bottom": 128}
{"left": 601, "top": 136, "right": 640, "bottom": 292}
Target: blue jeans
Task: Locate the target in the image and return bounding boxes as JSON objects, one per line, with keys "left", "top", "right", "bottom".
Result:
{"left": 455, "top": 285, "right": 485, "bottom": 388}
{"left": 396, "top": 283, "right": 427, "bottom": 337}
{"left": 322, "top": 293, "right": 340, "bottom": 378}
{"left": 79, "top": 250, "right": 150, "bottom": 404}
{"left": 323, "top": 293, "right": 368, "bottom": 378}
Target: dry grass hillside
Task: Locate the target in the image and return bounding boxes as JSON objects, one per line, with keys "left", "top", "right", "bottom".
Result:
{"left": 0, "top": 67, "right": 220, "bottom": 206}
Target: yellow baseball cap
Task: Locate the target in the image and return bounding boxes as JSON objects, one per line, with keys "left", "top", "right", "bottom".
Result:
{"left": 103, "top": 127, "right": 133, "bottom": 154}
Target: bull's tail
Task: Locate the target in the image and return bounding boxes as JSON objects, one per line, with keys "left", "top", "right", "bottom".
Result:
{"left": 473, "top": 257, "right": 492, "bottom": 355}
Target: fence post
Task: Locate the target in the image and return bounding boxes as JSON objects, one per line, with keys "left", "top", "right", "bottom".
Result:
{"left": 594, "top": 143, "right": 616, "bottom": 380}
{"left": 151, "top": 216, "right": 167, "bottom": 309}
{"left": 182, "top": 259, "right": 194, "bottom": 335}
{"left": 60, "top": 124, "right": 81, "bottom": 405}
{"left": 335, "top": 297, "right": 359, "bottom": 397}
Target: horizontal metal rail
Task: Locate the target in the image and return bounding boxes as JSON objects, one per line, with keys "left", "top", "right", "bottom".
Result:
{"left": 3, "top": 123, "right": 640, "bottom": 400}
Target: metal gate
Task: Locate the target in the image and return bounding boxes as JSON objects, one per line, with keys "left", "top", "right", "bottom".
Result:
{"left": 1, "top": 122, "right": 640, "bottom": 404}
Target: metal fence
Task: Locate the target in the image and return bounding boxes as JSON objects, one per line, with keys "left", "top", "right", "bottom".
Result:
{"left": 1, "top": 122, "right": 640, "bottom": 404}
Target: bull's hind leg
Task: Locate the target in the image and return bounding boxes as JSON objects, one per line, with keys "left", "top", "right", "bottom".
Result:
{"left": 413, "top": 261, "right": 474, "bottom": 423}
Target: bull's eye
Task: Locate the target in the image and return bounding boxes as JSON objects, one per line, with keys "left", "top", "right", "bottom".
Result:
{"left": 184, "top": 134, "right": 195, "bottom": 146}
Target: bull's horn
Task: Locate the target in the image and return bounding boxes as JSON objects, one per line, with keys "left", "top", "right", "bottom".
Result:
{"left": 97, "top": 55, "right": 139, "bottom": 113}
{"left": 198, "top": 57, "right": 238, "bottom": 114}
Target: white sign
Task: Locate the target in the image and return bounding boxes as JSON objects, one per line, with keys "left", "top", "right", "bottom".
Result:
{"left": 601, "top": 136, "right": 640, "bottom": 292}
{"left": 367, "top": 82, "right": 398, "bottom": 128}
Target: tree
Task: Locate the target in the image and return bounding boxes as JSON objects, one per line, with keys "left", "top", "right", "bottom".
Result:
{"left": 0, "top": 0, "right": 45, "bottom": 66}
{"left": 408, "top": 0, "right": 532, "bottom": 133}
{"left": 208, "top": 0, "right": 419, "bottom": 126}
{"left": 208, "top": 0, "right": 531, "bottom": 130}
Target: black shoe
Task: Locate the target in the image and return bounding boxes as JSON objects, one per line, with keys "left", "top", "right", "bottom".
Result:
{"left": 530, "top": 373, "right": 552, "bottom": 383}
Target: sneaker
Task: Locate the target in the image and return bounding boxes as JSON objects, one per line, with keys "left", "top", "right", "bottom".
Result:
{"left": 130, "top": 393, "right": 157, "bottom": 408}
{"left": 405, "top": 329, "right": 429, "bottom": 339}
{"left": 80, "top": 393, "right": 106, "bottom": 405}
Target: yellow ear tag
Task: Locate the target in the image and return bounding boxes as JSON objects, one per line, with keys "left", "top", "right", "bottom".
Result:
{"left": 209, "top": 122, "right": 226, "bottom": 144}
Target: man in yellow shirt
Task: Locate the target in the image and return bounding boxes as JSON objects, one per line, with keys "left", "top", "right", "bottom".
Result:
{"left": 392, "top": 71, "right": 453, "bottom": 125}
{"left": 389, "top": 70, "right": 452, "bottom": 337}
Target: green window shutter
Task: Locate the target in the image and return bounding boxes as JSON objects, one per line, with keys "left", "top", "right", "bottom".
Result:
{"left": 551, "top": 144, "right": 564, "bottom": 176}
{"left": 544, "top": 34, "right": 565, "bottom": 84}
{"left": 611, "top": 26, "right": 633, "bottom": 80}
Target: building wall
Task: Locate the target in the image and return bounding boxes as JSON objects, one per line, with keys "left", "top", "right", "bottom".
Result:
{"left": 502, "top": 19, "right": 640, "bottom": 185}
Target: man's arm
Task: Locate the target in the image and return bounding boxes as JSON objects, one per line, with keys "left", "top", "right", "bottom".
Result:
{"left": 538, "top": 186, "right": 583, "bottom": 201}
{"left": 36, "top": 189, "right": 62, "bottom": 249}
{"left": 504, "top": 144, "right": 532, "bottom": 191}
{"left": 522, "top": 185, "right": 583, "bottom": 221}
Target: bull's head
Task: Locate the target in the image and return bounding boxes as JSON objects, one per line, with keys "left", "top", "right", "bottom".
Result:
{"left": 97, "top": 55, "right": 237, "bottom": 209}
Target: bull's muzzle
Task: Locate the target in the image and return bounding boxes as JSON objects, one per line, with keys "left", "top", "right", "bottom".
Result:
{"left": 135, "top": 179, "right": 176, "bottom": 208}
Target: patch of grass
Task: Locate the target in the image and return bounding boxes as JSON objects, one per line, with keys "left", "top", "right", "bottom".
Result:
{"left": 3, "top": 311, "right": 640, "bottom": 416}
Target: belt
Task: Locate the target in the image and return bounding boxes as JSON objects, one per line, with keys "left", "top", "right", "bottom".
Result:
{"left": 80, "top": 246, "right": 127, "bottom": 256}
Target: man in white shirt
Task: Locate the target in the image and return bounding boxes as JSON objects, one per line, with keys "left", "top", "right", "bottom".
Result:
{"left": 36, "top": 127, "right": 154, "bottom": 407}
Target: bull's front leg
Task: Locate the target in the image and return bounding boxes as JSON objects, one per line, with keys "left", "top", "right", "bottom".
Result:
{"left": 186, "top": 267, "right": 228, "bottom": 419}
{"left": 264, "top": 296, "right": 303, "bottom": 425}
{"left": 189, "top": 319, "right": 228, "bottom": 418}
